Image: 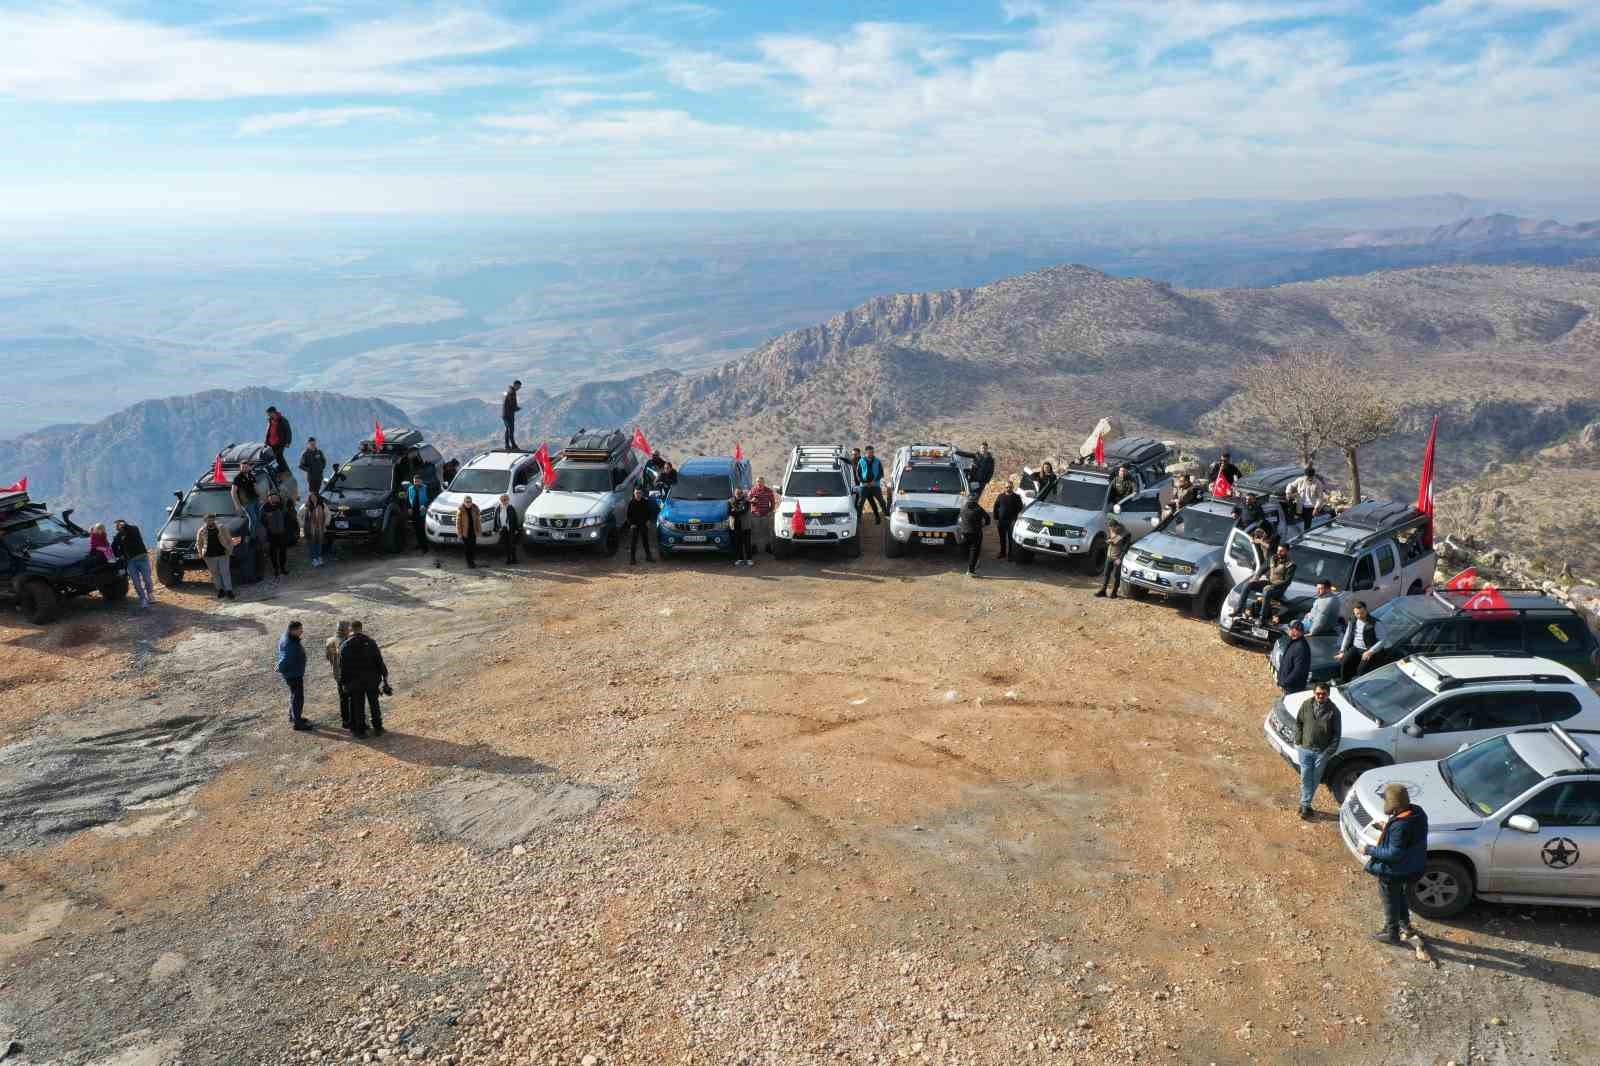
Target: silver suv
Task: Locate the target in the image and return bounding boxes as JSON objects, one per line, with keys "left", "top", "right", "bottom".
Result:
{"left": 523, "top": 429, "right": 644, "bottom": 555}
{"left": 1342, "top": 724, "right": 1600, "bottom": 918}
{"left": 1010, "top": 436, "right": 1174, "bottom": 570}
{"left": 884, "top": 444, "right": 971, "bottom": 558}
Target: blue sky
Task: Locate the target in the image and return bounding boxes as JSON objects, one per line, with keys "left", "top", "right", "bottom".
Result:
{"left": 2, "top": 0, "right": 1597, "bottom": 214}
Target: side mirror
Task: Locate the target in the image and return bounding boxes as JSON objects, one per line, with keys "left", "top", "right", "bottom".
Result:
{"left": 1112, "top": 503, "right": 1122, "bottom": 514}
{"left": 1403, "top": 722, "right": 1424, "bottom": 738}
{"left": 1506, "top": 814, "right": 1540, "bottom": 834}
{"left": 174, "top": 490, "right": 184, "bottom": 501}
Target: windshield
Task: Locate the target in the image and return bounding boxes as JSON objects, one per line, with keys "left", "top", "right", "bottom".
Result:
{"left": 898, "top": 465, "right": 963, "bottom": 495}
{"left": 552, "top": 464, "right": 614, "bottom": 494}
{"left": 1443, "top": 735, "right": 1545, "bottom": 816}
{"left": 1042, "top": 477, "right": 1109, "bottom": 511}
{"left": 1339, "top": 664, "right": 1434, "bottom": 726}
{"left": 177, "top": 488, "right": 239, "bottom": 518}
{"left": 448, "top": 469, "right": 511, "bottom": 495}
{"left": 1372, "top": 597, "right": 1439, "bottom": 640}
{"left": 669, "top": 475, "right": 733, "bottom": 501}
{"left": 2, "top": 515, "right": 77, "bottom": 552}
{"left": 1166, "top": 508, "right": 1235, "bottom": 546}
{"left": 1289, "top": 546, "right": 1355, "bottom": 587}
{"left": 327, "top": 461, "right": 395, "bottom": 493}
{"left": 785, "top": 471, "right": 847, "bottom": 497}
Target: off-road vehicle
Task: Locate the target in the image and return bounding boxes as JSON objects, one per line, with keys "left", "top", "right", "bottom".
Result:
{"left": 657, "top": 455, "right": 754, "bottom": 556}
{"left": 1219, "top": 499, "right": 1437, "bottom": 649}
{"left": 1119, "top": 463, "right": 1326, "bottom": 618}
{"left": 1269, "top": 586, "right": 1600, "bottom": 686}
{"left": 1264, "top": 653, "right": 1598, "bottom": 801}
{"left": 1009, "top": 436, "right": 1174, "bottom": 570}
{"left": 154, "top": 442, "right": 300, "bottom": 587}
{"left": 322, "top": 429, "right": 443, "bottom": 553}
{"left": 0, "top": 489, "right": 129, "bottom": 624}
{"left": 884, "top": 444, "right": 972, "bottom": 559}
{"left": 523, "top": 429, "right": 645, "bottom": 555}
{"left": 426, "top": 449, "right": 544, "bottom": 547}
{"left": 1342, "top": 724, "right": 1600, "bottom": 918}
{"left": 772, "top": 445, "right": 861, "bottom": 559}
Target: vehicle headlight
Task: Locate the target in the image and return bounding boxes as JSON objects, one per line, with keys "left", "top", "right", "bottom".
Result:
{"left": 365, "top": 508, "right": 385, "bottom": 517}
{"left": 892, "top": 509, "right": 909, "bottom": 523}
{"left": 1022, "top": 519, "right": 1042, "bottom": 533}
{"left": 1170, "top": 561, "right": 1196, "bottom": 575}
{"left": 581, "top": 514, "right": 604, "bottom": 527}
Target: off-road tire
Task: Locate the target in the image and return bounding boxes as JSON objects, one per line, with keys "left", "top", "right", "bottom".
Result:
{"left": 1086, "top": 535, "right": 1107, "bottom": 574}
{"left": 773, "top": 537, "right": 795, "bottom": 560}
{"left": 599, "top": 524, "right": 620, "bottom": 558}
{"left": 846, "top": 532, "right": 862, "bottom": 559}
{"left": 18, "top": 581, "right": 60, "bottom": 625}
{"left": 1012, "top": 544, "right": 1034, "bottom": 565}
{"left": 381, "top": 514, "right": 404, "bottom": 554}
{"left": 101, "top": 576, "right": 130, "bottom": 602}
{"left": 1191, "top": 576, "right": 1225, "bottom": 620}
{"left": 157, "top": 558, "right": 185, "bottom": 587}
{"left": 1410, "top": 856, "right": 1475, "bottom": 919}
{"left": 883, "top": 529, "right": 906, "bottom": 559}
{"left": 1329, "top": 758, "right": 1379, "bottom": 802}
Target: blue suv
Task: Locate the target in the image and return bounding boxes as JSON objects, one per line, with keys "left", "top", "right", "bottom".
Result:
{"left": 657, "top": 456, "right": 753, "bottom": 556}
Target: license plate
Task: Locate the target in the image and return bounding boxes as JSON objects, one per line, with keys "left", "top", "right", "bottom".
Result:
{"left": 1032, "top": 537, "right": 1050, "bottom": 547}
{"left": 554, "top": 532, "right": 572, "bottom": 540}
{"left": 332, "top": 520, "right": 348, "bottom": 529}
{"left": 1251, "top": 626, "right": 1269, "bottom": 639}
{"left": 919, "top": 534, "right": 946, "bottom": 544}
{"left": 1131, "top": 569, "right": 1145, "bottom": 579}
{"left": 683, "top": 535, "right": 707, "bottom": 543}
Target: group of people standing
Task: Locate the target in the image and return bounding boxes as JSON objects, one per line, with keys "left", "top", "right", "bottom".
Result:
{"left": 275, "top": 617, "right": 390, "bottom": 737}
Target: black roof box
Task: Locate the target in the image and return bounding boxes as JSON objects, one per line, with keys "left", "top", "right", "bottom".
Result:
{"left": 1336, "top": 500, "right": 1424, "bottom": 531}
{"left": 1236, "top": 464, "right": 1305, "bottom": 497}
{"left": 218, "top": 442, "right": 276, "bottom": 466}
{"left": 0, "top": 490, "right": 35, "bottom": 515}
{"left": 564, "top": 429, "right": 626, "bottom": 459}
{"left": 1104, "top": 436, "right": 1169, "bottom": 465}
{"left": 361, "top": 427, "right": 425, "bottom": 452}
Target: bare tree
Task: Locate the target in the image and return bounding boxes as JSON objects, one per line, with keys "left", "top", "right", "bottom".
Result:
{"left": 1235, "top": 349, "right": 1346, "bottom": 464}
{"left": 1326, "top": 388, "right": 1401, "bottom": 504}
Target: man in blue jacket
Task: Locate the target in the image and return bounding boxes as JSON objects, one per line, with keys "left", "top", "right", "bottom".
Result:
{"left": 276, "top": 620, "right": 310, "bottom": 732}
{"left": 1363, "top": 783, "right": 1429, "bottom": 944}
{"left": 856, "top": 446, "right": 886, "bottom": 524}
{"left": 1275, "top": 619, "right": 1311, "bottom": 695}
{"left": 406, "top": 474, "right": 430, "bottom": 554}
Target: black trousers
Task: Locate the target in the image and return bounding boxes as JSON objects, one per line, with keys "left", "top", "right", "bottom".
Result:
{"left": 734, "top": 528, "right": 751, "bottom": 562}
{"left": 270, "top": 444, "right": 287, "bottom": 469}
{"left": 462, "top": 533, "right": 477, "bottom": 567}
{"left": 337, "top": 684, "right": 352, "bottom": 728}
{"left": 858, "top": 486, "right": 886, "bottom": 520}
{"left": 411, "top": 512, "right": 428, "bottom": 552}
{"left": 629, "top": 524, "right": 653, "bottom": 562}
{"left": 966, "top": 534, "right": 983, "bottom": 573}
{"left": 1099, "top": 554, "right": 1123, "bottom": 593}
{"left": 1378, "top": 875, "right": 1412, "bottom": 932}
{"left": 268, "top": 534, "right": 289, "bottom": 575}
{"left": 350, "top": 684, "right": 382, "bottom": 734}
{"left": 503, "top": 418, "right": 517, "bottom": 450}
{"left": 501, "top": 531, "right": 518, "bottom": 563}
{"left": 997, "top": 521, "right": 1014, "bottom": 557}
{"left": 307, "top": 475, "right": 323, "bottom": 497}
{"left": 1340, "top": 651, "right": 1373, "bottom": 684}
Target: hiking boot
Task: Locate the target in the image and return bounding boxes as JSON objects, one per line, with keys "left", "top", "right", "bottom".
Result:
{"left": 1371, "top": 929, "right": 1402, "bottom": 946}
{"left": 1299, "top": 806, "right": 1313, "bottom": 820}
{"left": 1093, "top": 590, "right": 1107, "bottom": 598}
{"left": 371, "top": 725, "right": 385, "bottom": 737}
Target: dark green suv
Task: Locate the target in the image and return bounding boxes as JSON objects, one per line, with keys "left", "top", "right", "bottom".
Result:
{"left": 0, "top": 490, "right": 129, "bottom": 624}
{"left": 1275, "top": 587, "right": 1600, "bottom": 684}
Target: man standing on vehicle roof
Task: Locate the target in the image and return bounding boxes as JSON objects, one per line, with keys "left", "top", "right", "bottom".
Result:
{"left": 1337, "top": 600, "right": 1380, "bottom": 682}
{"left": 626, "top": 486, "right": 656, "bottom": 564}
{"left": 456, "top": 495, "right": 482, "bottom": 569}
{"left": 1276, "top": 620, "right": 1311, "bottom": 695}
{"left": 857, "top": 446, "right": 886, "bottom": 524}
{"left": 1287, "top": 464, "right": 1331, "bottom": 532}
{"left": 750, "top": 476, "right": 776, "bottom": 557}
{"left": 970, "top": 443, "right": 996, "bottom": 499}
{"left": 277, "top": 620, "right": 310, "bottom": 732}
{"left": 299, "top": 437, "right": 327, "bottom": 497}
{"left": 405, "top": 474, "right": 430, "bottom": 555}
{"left": 494, "top": 493, "right": 521, "bottom": 564}
{"left": 959, "top": 493, "right": 991, "bottom": 577}
{"left": 1304, "top": 579, "right": 1342, "bottom": 636}
{"left": 1362, "top": 783, "right": 1428, "bottom": 945}
{"left": 502, "top": 381, "right": 522, "bottom": 450}
{"left": 992, "top": 479, "right": 1022, "bottom": 559}
{"left": 1094, "top": 517, "right": 1132, "bottom": 598}
{"left": 112, "top": 518, "right": 154, "bottom": 610}
{"left": 1294, "top": 682, "right": 1341, "bottom": 820}
{"left": 265, "top": 406, "right": 292, "bottom": 470}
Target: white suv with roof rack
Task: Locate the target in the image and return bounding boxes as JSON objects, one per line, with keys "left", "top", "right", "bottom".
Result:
{"left": 773, "top": 445, "right": 861, "bottom": 559}
{"left": 884, "top": 443, "right": 972, "bottom": 558}
{"left": 425, "top": 450, "right": 544, "bottom": 546}
{"left": 1341, "top": 723, "right": 1600, "bottom": 917}
{"left": 1264, "top": 654, "right": 1600, "bottom": 802}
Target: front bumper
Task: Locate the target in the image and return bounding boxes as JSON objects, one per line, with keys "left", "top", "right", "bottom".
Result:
{"left": 526, "top": 524, "right": 605, "bottom": 547}
{"left": 1339, "top": 791, "right": 1380, "bottom": 861}
{"left": 326, "top": 514, "right": 382, "bottom": 538}
{"left": 1219, "top": 602, "right": 1275, "bottom": 647}
{"left": 660, "top": 526, "right": 733, "bottom": 551}
{"left": 1263, "top": 710, "right": 1300, "bottom": 768}
{"left": 889, "top": 521, "right": 960, "bottom": 547}
{"left": 157, "top": 546, "right": 205, "bottom": 571}
{"left": 1012, "top": 525, "right": 1088, "bottom": 556}
{"left": 1120, "top": 561, "right": 1198, "bottom": 596}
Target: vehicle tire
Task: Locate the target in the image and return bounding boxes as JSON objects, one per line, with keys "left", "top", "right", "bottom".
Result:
{"left": 773, "top": 537, "right": 794, "bottom": 560}
{"left": 156, "top": 559, "right": 184, "bottom": 588}
{"left": 599, "top": 524, "right": 620, "bottom": 558}
{"left": 18, "top": 581, "right": 60, "bottom": 625}
{"left": 1012, "top": 544, "right": 1034, "bottom": 565}
{"left": 381, "top": 515, "right": 404, "bottom": 554}
{"left": 1190, "top": 577, "right": 1225, "bottom": 620}
{"left": 846, "top": 532, "right": 862, "bottom": 559}
{"left": 1328, "top": 758, "right": 1379, "bottom": 803}
{"left": 883, "top": 529, "right": 905, "bottom": 559}
{"left": 101, "top": 575, "right": 130, "bottom": 602}
{"left": 1085, "top": 535, "right": 1107, "bottom": 574}
{"left": 1409, "top": 856, "right": 1475, "bottom": 919}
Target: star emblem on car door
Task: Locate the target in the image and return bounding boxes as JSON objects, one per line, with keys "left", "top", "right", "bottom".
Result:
{"left": 1541, "top": 838, "right": 1580, "bottom": 869}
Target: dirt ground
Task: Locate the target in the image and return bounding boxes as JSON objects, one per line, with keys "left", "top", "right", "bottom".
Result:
{"left": 2, "top": 529, "right": 1598, "bottom": 1066}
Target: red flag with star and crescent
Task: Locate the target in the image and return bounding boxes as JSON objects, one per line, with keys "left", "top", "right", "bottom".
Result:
{"left": 212, "top": 454, "right": 225, "bottom": 483}
{"left": 1444, "top": 567, "right": 1478, "bottom": 592}
{"left": 1463, "top": 584, "right": 1513, "bottom": 616}
{"left": 373, "top": 421, "right": 386, "bottom": 450}
{"left": 631, "top": 427, "right": 652, "bottom": 455}
{"left": 534, "top": 442, "right": 557, "bottom": 487}
{"left": 1416, "top": 414, "right": 1438, "bottom": 547}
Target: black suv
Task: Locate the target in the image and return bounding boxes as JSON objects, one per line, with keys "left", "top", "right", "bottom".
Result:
{"left": 154, "top": 442, "right": 300, "bottom": 587}
{"left": 323, "top": 428, "right": 443, "bottom": 552}
{"left": 1277, "top": 587, "right": 1600, "bottom": 684}
{"left": 0, "top": 490, "right": 128, "bottom": 624}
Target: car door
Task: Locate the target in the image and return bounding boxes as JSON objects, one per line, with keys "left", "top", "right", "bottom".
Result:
{"left": 510, "top": 461, "right": 537, "bottom": 516}
{"left": 1488, "top": 781, "right": 1600, "bottom": 896}
{"left": 1372, "top": 543, "right": 1401, "bottom": 603}
{"left": 1114, "top": 491, "right": 1163, "bottom": 537}
{"left": 0, "top": 544, "right": 16, "bottom": 591}
{"left": 1403, "top": 692, "right": 1542, "bottom": 762}
{"left": 1348, "top": 553, "right": 1378, "bottom": 599}
{"left": 1224, "top": 527, "right": 1260, "bottom": 587}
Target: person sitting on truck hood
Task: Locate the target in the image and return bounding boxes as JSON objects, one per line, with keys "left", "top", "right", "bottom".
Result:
{"left": 1337, "top": 600, "right": 1381, "bottom": 682}
{"left": 1303, "top": 579, "right": 1342, "bottom": 636}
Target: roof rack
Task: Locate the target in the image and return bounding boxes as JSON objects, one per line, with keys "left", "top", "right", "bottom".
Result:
{"left": 1233, "top": 464, "right": 1306, "bottom": 498}
{"left": 563, "top": 429, "right": 626, "bottom": 461}
{"left": 1332, "top": 500, "right": 1424, "bottom": 532}
{"left": 792, "top": 445, "right": 846, "bottom": 469}
{"left": 1408, "top": 655, "right": 1574, "bottom": 690}
{"left": 360, "top": 427, "right": 425, "bottom": 453}
{"left": 1551, "top": 723, "right": 1592, "bottom": 764}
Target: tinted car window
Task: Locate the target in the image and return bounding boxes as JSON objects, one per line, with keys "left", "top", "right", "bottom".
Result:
{"left": 1228, "top": 534, "right": 1256, "bottom": 569}
{"left": 1466, "top": 618, "right": 1523, "bottom": 651}
{"left": 1118, "top": 493, "right": 1161, "bottom": 513}
{"left": 1412, "top": 620, "right": 1464, "bottom": 653}
{"left": 1377, "top": 544, "right": 1397, "bottom": 576}
{"left": 1526, "top": 616, "right": 1583, "bottom": 656}
{"left": 1351, "top": 554, "right": 1376, "bottom": 591}
{"left": 1420, "top": 693, "right": 1539, "bottom": 733}
{"left": 1515, "top": 782, "right": 1600, "bottom": 827}
{"left": 1535, "top": 691, "right": 1583, "bottom": 724}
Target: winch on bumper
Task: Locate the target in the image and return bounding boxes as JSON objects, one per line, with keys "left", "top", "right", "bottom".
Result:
{"left": 888, "top": 507, "right": 959, "bottom": 547}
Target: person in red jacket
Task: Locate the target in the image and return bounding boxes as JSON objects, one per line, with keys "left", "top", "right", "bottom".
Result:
{"left": 265, "top": 406, "right": 292, "bottom": 469}
{"left": 749, "top": 476, "right": 777, "bottom": 557}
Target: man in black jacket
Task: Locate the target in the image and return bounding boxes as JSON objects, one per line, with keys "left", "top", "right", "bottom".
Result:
{"left": 1294, "top": 682, "right": 1341, "bottom": 819}
{"left": 298, "top": 438, "right": 328, "bottom": 496}
{"left": 1208, "top": 450, "right": 1240, "bottom": 487}
{"left": 625, "top": 487, "right": 656, "bottom": 564}
{"left": 339, "top": 620, "right": 389, "bottom": 738}
{"left": 959, "top": 494, "right": 990, "bottom": 577}
{"left": 1337, "top": 600, "right": 1381, "bottom": 682}
{"left": 113, "top": 518, "right": 154, "bottom": 609}
{"left": 1276, "top": 620, "right": 1311, "bottom": 695}
{"left": 494, "top": 493, "right": 522, "bottom": 564}
{"left": 502, "top": 381, "right": 522, "bottom": 450}
{"left": 1107, "top": 464, "right": 1137, "bottom": 504}
{"left": 1094, "top": 517, "right": 1132, "bottom": 598}
{"left": 992, "top": 479, "right": 1022, "bottom": 559}
{"left": 970, "top": 443, "right": 996, "bottom": 499}
{"left": 729, "top": 488, "right": 753, "bottom": 566}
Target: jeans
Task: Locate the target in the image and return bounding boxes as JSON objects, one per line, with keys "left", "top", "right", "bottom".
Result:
{"left": 1297, "top": 746, "right": 1328, "bottom": 808}
{"left": 858, "top": 485, "right": 885, "bottom": 521}
{"left": 126, "top": 556, "right": 154, "bottom": 606}
{"left": 204, "top": 555, "right": 234, "bottom": 592}
{"left": 1378, "top": 875, "right": 1412, "bottom": 932}
{"left": 1259, "top": 581, "right": 1289, "bottom": 620}
{"left": 284, "top": 675, "right": 305, "bottom": 726}
{"left": 997, "top": 521, "right": 1014, "bottom": 557}
{"left": 243, "top": 501, "right": 262, "bottom": 532}
{"left": 307, "top": 536, "right": 323, "bottom": 564}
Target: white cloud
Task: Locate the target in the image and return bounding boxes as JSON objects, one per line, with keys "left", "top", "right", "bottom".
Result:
{"left": 237, "top": 106, "right": 425, "bottom": 136}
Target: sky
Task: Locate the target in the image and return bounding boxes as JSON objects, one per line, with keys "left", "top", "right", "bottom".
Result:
{"left": 2, "top": 0, "right": 1598, "bottom": 215}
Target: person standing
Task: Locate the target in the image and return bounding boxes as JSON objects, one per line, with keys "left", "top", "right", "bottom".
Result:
{"left": 1286, "top": 464, "right": 1330, "bottom": 531}
{"left": 340, "top": 620, "right": 389, "bottom": 739}
{"left": 406, "top": 474, "right": 430, "bottom": 554}
{"left": 856, "top": 446, "right": 886, "bottom": 524}
{"left": 750, "top": 476, "right": 776, "bottom": 557}
{"left": 298, "top": 437, "right": 328, "bottom": 497}
{"left": 494, "top": 493, "right": 521, "bottom": 564}
{"left": 277, "top": 620, "right": 310, "bottom": 732}
{"left": 1294, "top": 682, "right": 1341, "bottom": 819}
{"left": 992, "top": 479, "right": 1022, "bottom": 559}
{"left": 970, "top": 443, "right": 996, "bottom": 500}
{"left": 301, "top": 491, "right": 328, "bottom": 568}
{"left": 1337, "top": 600, "right": 1381, "bottom": 682}
{"left": 112, "top": 518, "right": 154, "bottom": 609}
{"left": 88, "top": 522, "right": 115, "bottom": 563}
{"left": 326, "top": 620, "right": 351, "bottom": 730}
{"left": 1094, "top": 517, "right": 1132, "bottom": 597}
{"left": 261, "top": 492, "right": 292, "bottom": 578}
{"left": 196, "top": 514, "right": 236, "bottom": 600}
{"left": 729, "top": 487, "right": 753, "bottom": 567}
{"left": 1167, "top": 474, "right": 1202, "bottom": 516}
{"left": 265, "top": 406, "right": 293, "bottom": 470}
{"left": 625, "top": 487, "right": 656, "bottom": 564}
{"left": 959, "top": 493, "right": 990, "bottom": 577}
{"left": 456, "top": 495, "right": 482, "bottom": 568}
{"left": 502, "top": 381, "right": 522, "bottom": 450}
{"left": 232, "top": 461, "right": 262, "bottom": 533}
{"left": 1208, "top": 450, "right": 1241, "bottom": 488}
{"left": 1303, "top": 579, "right": 1342, "bottom": 635}
{"left": 1362, "top": 784, "right": 1428, "bottom": 945}
{"left": 1276, "top": 620, "right": 1311, "bottom": 696}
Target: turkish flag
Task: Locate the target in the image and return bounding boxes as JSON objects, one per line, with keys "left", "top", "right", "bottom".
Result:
{"left": 790, "top": 505, "right": 807, "bottom": 537}
{"left": 373, "top": 421, "right": 385, "bottom": 449}
{"left": 1, "top": 477, "right": 25, "bottom": 494}
{"left": 734, "top": 442, "right": 744, "bottom": 461}
{"left": 1415, "top": 414, "right": 1438, "bottom": 547}
{"left": 213, "top": 454, "right": 226, "bottom": 483}
{"left": 1212, "top": 471, "right": 1233, "bottom": 498}
{"left": 1093, "top": 434, "right": 1106, "bottom": 465}
{"left": 534, "top": 442, "right": 557, "bottom": 487}
{"left": 1463, "top": 585, "right": 1512, "bottom": 615}
{"left": 631, "top": 427, "right": 652, "bottom": 455}
{"left": 1444, "top": 566, "right": 1478, "bottom": 592}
